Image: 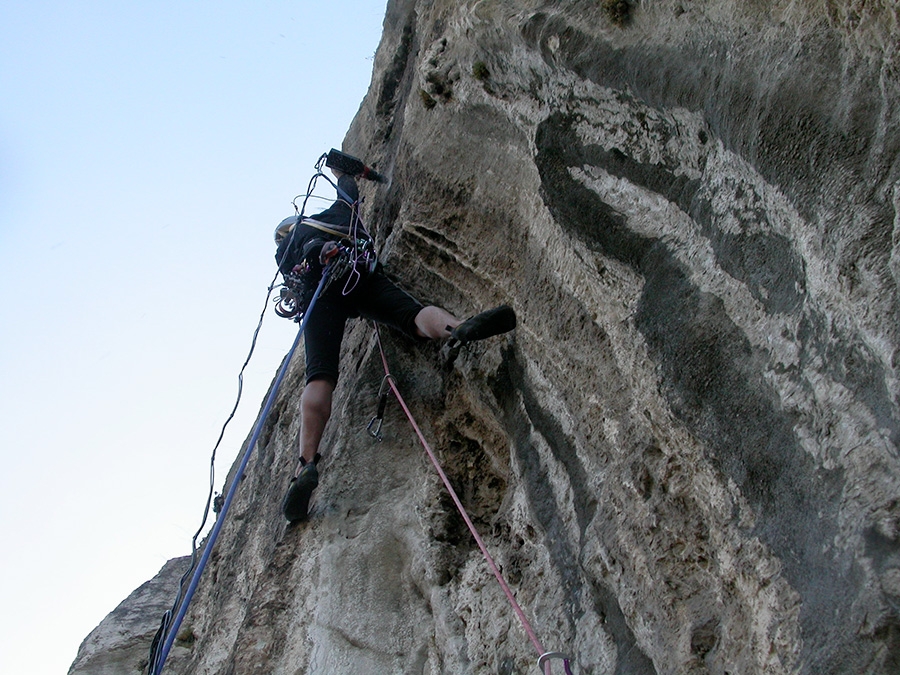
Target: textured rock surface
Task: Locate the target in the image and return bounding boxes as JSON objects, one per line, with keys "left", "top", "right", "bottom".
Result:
{"left": 69, "top": 557, "right": 190, "bottom": 675}
{"left": 76, "top": 1, "right": 900, "bottom": 673}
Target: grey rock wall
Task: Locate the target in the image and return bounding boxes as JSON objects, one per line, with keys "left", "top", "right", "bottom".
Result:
{"left": 74, "top": 1, "right": 900, "bottom": 673}
{"left": 69, "top": 557, "right": 190, "bottom": 675}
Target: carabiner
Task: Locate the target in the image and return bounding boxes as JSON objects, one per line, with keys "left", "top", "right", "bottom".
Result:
{"left": 366, "top": 375, "right": 394, "bottom": 441}
{"left": 537, "top": 652, "right": 574, "bottom": 675}
{"left": 366, "top": 415, "right": 384, "bottom": 441}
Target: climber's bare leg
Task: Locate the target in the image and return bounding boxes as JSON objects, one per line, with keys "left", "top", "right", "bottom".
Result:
{"left": 296, "top": 377, "right": 334, "bottom": 472}
{"left": 414, "top": 306, "right": 461, "bottom": 339}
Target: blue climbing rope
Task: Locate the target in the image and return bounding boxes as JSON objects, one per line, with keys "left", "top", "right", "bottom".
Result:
{"left": 149, "top": 266, "right": 334, "bottom": 675}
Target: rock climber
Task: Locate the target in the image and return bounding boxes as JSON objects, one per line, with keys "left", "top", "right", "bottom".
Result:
{"left": 274, "top": 155, "right": 516, "bottom": 522}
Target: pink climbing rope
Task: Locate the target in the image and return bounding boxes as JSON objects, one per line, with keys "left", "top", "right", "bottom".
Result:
{"left": 372, "top": 326, "right": 568, "bottom": 675}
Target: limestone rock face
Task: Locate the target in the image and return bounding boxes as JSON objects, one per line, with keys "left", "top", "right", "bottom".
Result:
{"left": 69, "top": 557, "right": 190, "bottom": 675}
{"left": 77, "top": 1, "right": 900, "bottom": 673}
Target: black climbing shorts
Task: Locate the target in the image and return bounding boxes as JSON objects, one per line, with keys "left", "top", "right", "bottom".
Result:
{"left": 303, "top": 268, "right": 424, "bottom": 384}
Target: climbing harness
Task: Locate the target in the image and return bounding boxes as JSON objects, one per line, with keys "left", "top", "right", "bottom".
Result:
{"left": 273, "top": 152, "right": 378, "bottom": 320}
{"left": 274, "top": 236, "right": 377, "bottom": 320}
{"left": 147, "top": 263, "right": 336, "bottom": 675}
{"left": 148, "top": 150, "right": 386, "bottom": 674}
{"left": 147, "top": 148, "right": 568, "bottom": 673}
{"left": 370, "top": 325, "right": 574, "bottom": 675}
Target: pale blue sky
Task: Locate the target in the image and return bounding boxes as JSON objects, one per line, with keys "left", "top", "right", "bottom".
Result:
{"left": 0, "top": 2, "right": 387, "bottom": 672}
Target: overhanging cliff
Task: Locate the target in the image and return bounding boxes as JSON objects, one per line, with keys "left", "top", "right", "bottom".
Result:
{"left": 72, "top": 1, "right": 900, "bottom": 673}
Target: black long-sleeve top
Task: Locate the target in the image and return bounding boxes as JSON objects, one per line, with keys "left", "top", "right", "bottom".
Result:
{"left": 275, "top": 174, "right": 360, "bottom": 273}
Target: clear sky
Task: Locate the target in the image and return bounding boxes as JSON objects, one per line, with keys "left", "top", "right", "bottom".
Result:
{"left": 0, "top": 2, "right": 387, "bottom": 672}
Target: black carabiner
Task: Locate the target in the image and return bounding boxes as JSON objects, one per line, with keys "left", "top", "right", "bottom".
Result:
{"left": 366, "top": 375, "right": 393, "bottom": 441}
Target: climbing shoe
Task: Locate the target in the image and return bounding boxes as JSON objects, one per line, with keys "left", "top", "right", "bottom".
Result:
{"left": 281, "top": 461, "right": 319, "bottom": 522}
{"left": 448, "top": 305, "right": 517, "bottom": 349}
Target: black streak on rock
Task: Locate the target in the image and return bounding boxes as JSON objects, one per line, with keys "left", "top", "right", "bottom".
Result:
{"left": 533, "top": 111, "right": 875, "bottom": 672}
{"left": 491, "top": 347, "right": 658, "bottom": 675}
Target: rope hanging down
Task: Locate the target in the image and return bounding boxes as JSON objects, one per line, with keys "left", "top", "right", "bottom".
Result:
{"left": 148, "top": 150, "right": 378, "bottom": 674}
{"left": 371, "top": 326, "right": 574, "bottom": 675}
{"left": 148, "top": 265, "right": 335, "bottom": 675}
{"left": 147, "top": 271, "right": 276, "bottom": 675}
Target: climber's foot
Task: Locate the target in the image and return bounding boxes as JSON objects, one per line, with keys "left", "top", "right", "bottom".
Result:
{"left": 282, "top": 461, "right": 319, "bottom": 522}
{"left": 447, "top": 305, "right": 516, "bottom": 350}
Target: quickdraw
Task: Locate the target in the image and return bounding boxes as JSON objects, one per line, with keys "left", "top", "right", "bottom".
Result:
{"left": 366, "top": 374, "right": 395, "bottom": 441}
